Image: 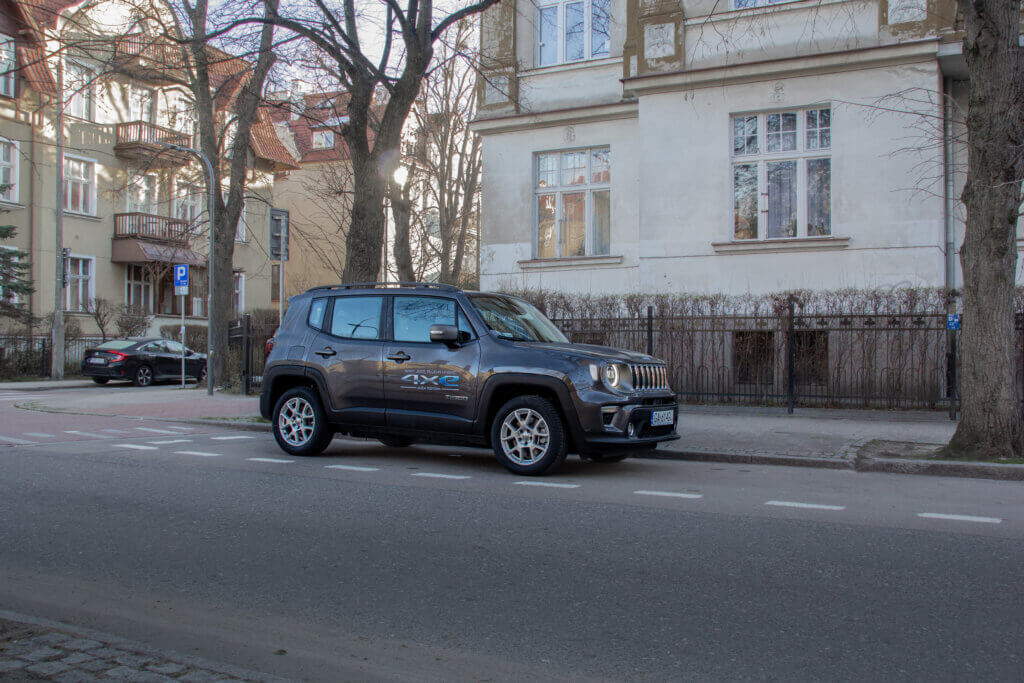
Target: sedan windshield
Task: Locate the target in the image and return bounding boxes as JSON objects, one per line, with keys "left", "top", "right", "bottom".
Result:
{"left": 469, "top": 294, "right": 568, "bottom": 343}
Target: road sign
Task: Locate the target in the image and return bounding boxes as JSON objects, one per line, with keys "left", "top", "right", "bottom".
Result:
{"left": 947, "top": 314, "right": 961, "bottom": 331}
{"left": 174, "top": 264, "right": 189, "bottom": 296}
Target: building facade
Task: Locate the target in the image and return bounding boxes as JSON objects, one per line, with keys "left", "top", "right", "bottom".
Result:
{"left": 0, "top": 0, "right": 298, "bottom": 338}
{"left": 474, "top": 0, "right": 1015, "bottom": 295}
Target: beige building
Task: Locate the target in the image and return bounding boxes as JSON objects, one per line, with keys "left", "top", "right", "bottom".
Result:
{"left": 0, "top": 0, "right": 298, "bottom": 338}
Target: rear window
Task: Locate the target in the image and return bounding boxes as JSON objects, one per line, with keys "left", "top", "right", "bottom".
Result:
{"left": 97, "top": 340, "right": 135, "bottom": 350}
{"left": 308, "top": 298, "right": 328, "bottom": 330}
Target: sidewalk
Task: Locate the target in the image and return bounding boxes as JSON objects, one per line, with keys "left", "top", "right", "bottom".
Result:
{"left": 15, "top": 384, "right": 261, "bottom": 423}
{"left": 0, "top": 610, "right": 284, "bottom": 682}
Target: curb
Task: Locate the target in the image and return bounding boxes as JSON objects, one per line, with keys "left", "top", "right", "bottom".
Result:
{"left": 643, "top": 448, "right": 853, "bottom": 470}
{"left": 0, "top": 608, "right": 289, "bottom": 682}
{"left": 855, "top": 456, "right": 1024, "bottom": 481}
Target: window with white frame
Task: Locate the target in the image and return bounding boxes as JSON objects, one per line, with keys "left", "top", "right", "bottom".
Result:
{"left": 124, "top": 264, "right": 153, "bottom": 313}
{"left": 731, "top": 107, "right": 832, "bottom": 240}
{"left": 66, "top": 255, "right": 93, "bottom": 312}
{"left": 129, "top": 86, "right": 154, "bottom": 122}
{"left": 127, "top": 174, "right": 158, "bottom": 214}
{"left": 65, "top": 61, "right": 95, "bottom": 121}
{"left": 0, "top": 138, "right": 19, "bottom": 203}
{"left": 0, "top": 35, "right": 14, "bottom": 98}
{"left": 535, "top": 147, "right": 611, "bottom": 259}
{"left": 233, "top": 271, "right": 244, "bottom": 314}
{"left": 63, "top": 156, "right": 96, "bottom": 215}
{"left": 311, "top": 129, "right": 334, "bottom": 149}
{"left": 537, "top": 0, "right": 611, "bottom": 67}
{"left": 175, "top": 181, "right": 202, "bottom": 223}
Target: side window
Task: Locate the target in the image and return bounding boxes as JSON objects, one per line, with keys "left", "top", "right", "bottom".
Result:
{"left": 142, "top": 342, "right": 165, "bottom": 353}
{"left": 330, "top": 296, "right": 383, "bottom": 340}
{"left": 308, "top": 298, "right": 327, "bottom": 330}
{"left": 164, "top": 340, "right": 184, "bottom": 354}
{"left": 394, "top": 296, "right": 456, "bottom": 343}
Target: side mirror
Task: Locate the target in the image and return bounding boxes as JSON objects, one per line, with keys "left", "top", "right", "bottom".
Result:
{"left": 429, "top": 324, "right": 460, "bottom": 345}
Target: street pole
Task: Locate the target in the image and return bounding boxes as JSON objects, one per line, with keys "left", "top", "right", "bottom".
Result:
{"left": 180, "top": 292, "right": 185, "bottom": 389}
{"left": 50, "top": 55, "right": 65, "bottom": 380}
{"left": 278, "top": 258, "right": 284, "bottom": 323}
{"left": 159, "top": 142, "right": 215, "bottom": 396}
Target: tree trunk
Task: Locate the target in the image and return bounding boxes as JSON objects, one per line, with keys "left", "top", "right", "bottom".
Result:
{"left": 342, "top": 162, "right": 387, "bottom": 282}
{"left": 945, "top": 0, "right": 1024, "bottom": 459}
{"left": 389, "top": 182, "right": 416, "bottom": 282}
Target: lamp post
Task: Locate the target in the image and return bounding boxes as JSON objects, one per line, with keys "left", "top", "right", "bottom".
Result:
{"left": 159, "top": 142, "right": 215, "bottom": 396}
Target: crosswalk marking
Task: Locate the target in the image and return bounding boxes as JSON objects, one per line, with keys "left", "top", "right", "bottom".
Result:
{"left": 165, "top": 426, "right": 193, "bottom": 431}
{"left": 412, "top": 472, "right": 470, "bottom": 480}
{"left": 0, "top": 434, "right": 35, "bottom": 445}
{"left": 102, "top": 429, "right": 130, "bottom": 434}
{"left": 23, "top": 432, "right": 55, "bottom": 438}
{"left": 918, "top": 512, "right": 1002, "bottom": 524}
{"left": 149, "top": 439, "right": 192, "bottom": 445}
{"left": 64, "top": 430, "right": 108, "bottom": 439}
{"left": 115, "top": 444, "right": 158, "bottom": 451}
{"left": 325, "top": 464, "right": 380, "bottom": 472}
{"left": 247, "top": 457, "right": 295, "bottom": 464}
{"left": 515, "top": 481, "right": 580, "bottom": 489}
{"left": 211, "top": 436, "right": 254, "bottom": 441}
{"left": 175, "top": 450, "right": 221, "bottom": 457}
{"left": 136, "top": 427, "right": 178, "bottom": 435}
{"left": 634, "top": 490, "right": 703, "bottom": 500}
{"left": 765, "top": 500, "right": 845, "bottom": 511}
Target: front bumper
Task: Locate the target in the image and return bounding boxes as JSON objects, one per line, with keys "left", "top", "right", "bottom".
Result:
{"left": 573, "top": 390, "right": 680, "bottom": 450}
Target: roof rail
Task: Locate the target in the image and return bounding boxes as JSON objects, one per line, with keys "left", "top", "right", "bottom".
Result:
{"left": 306, "top": 281, "right": 461, "bottom": 293}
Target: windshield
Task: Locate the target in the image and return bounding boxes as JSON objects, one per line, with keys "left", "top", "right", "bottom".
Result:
{"left": 469, "top": 294, "right": 568, "bottom": 343}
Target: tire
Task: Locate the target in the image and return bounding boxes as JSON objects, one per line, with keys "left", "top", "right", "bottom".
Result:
{"left": 490, "top": 395, "right": 568, "bottom": 476}
{"left": 196, "top": 365, "right": 207, "bottom": 384}
{"left": 272, "top": 386, "right": 334, "bottom": 456}
{"left": 133, "top": 364, "right": 154, "bottom": 387}
{"left": 92, "top": 377, "right": 109, "bottom": 385}
{"left": 379, "top": 437, "right": 413, "bottom": 448}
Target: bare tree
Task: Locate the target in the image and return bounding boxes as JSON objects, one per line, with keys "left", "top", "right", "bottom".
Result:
{"left": 85, "top": 298, "right": 117, "bottom": 341}
{"left": 262, "top": 0, "right": 499, "bottom": 283}
{"left": 943, "top": 0, "right": 1024, "bottom": 459}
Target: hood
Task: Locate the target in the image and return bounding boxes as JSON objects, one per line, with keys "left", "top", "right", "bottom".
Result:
{"left": 508, "top": 340, "right": 662, "bottom": 364}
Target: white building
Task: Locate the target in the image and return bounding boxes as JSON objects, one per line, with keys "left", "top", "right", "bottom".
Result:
{"left": 473, "top": 0, "right": 1009, "bottom": 295}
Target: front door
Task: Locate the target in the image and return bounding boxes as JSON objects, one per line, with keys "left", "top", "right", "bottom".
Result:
{"left": 304, "top": 294, "right": 386, "bottom": 426}
{"left": 383, "top": 295, "right": 480, "bottom": 433}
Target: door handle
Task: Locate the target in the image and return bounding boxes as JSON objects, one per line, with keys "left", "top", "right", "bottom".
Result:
{"left": 315, "top": 347, "right": 337, "bottom": 358}
{"left": 387, "top": 351, "right": 411, "bottom": 363}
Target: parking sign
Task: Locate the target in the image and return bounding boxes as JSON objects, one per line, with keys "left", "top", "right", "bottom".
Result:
{"left": 174, "top": 264, "right": 189, "bottom": 296}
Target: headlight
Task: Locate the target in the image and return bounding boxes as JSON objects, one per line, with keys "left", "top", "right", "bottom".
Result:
{"left": 603, "top": 363, "right": 621, "bottom": 388}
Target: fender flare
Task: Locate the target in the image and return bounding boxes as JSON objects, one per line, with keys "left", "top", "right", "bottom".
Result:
{"left": 476, "top": 372, "right": 585, "bottom": 443}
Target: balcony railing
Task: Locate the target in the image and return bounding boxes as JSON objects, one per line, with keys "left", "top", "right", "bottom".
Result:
{"left": 112, "top": 34, "right": 187, "bottom": 82}
{"left": 114, "top": 213, "right": 189, "bottom": 245}
{"left": 114, "top": 122, "right": 192, "bottom": 167}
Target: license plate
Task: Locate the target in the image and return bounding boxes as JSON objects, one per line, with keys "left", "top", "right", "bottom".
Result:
{"left": 650, "top": 409, "right": 674, "bottom": 427}
{"left": 88, "top": 357, "right": 106, "bottom": 365}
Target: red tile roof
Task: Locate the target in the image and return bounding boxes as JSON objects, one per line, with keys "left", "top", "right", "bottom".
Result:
{"left": 250, "top": 108, "right": 299, "bottom": 170}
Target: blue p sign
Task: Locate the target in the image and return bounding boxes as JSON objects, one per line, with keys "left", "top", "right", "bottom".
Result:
{"left": 174, "top": 264, "right": 189, "bottom": 288}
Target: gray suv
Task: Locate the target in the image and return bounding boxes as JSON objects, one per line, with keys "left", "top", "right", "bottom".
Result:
{"left": 260, "top": 283, "right": 678, "bottom": 475}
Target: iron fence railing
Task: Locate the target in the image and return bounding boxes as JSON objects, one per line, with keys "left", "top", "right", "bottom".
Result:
{"left": 0, "top": 335, "right": 107, "bottom": 379}
{"left": 229, "top": 316, "right": 277, "bottom": 395}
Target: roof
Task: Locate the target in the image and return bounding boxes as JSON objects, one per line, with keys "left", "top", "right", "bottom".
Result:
{"left": 8, "top": 0, "right": 59, "bottom": 94}
{"left": 250, "top": 108, "right": 299, "bottom": 171}
{"left": 18, "top": 0, "right": 78, "bottom": 28}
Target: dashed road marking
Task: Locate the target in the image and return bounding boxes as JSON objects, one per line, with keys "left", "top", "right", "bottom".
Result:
{"left": 165, "top": 426, "right": 193, "bottom": 431}
{"left": 23, "top": 432, "right": 54, "bottom": 438}
{"left": 918, "top": 512, "right": 1002, "bottom": 524}
{"left": 412, "top": 472, "right": 471, "bottom": 480}
{"left": 0, "top": 434, "right": 35, "bottom": 445}
{"left": 102, "top": 429, "right": 130, "bottom": 434}
{"left": 515, "top": 481, "right": 580, "bottom": 489}
{"left": 64, "top": 430, "right": 108, "bottom": 439}
{"left": 325, "top": 464, "right": 380, "bottom": 472}
{"left": 765, "top": 500, "right": 846, "bottom": 511}
{"left": 247, "top": 457, "right": 295, "bottom": 464}
{"left": 136, "top": 427, "right": 178, "bottom": 434}
{"left": 211, "top": 436, "right": 254, "bottom": 441}
{"left": 116, "top": 444, "right": 158, "bottom": 451}
{"left": 175, "top": 450, "right": 221, "bottom": 458}
{"left": 149, "top": 439, "right": 192, "bottom": 445}
{"left": 634, "top": 490, "right": 703, "bottom": 499}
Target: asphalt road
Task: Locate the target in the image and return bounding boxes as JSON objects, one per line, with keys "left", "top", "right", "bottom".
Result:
{"left": 1, "top": 392, "right": 1023, "bottom": 681}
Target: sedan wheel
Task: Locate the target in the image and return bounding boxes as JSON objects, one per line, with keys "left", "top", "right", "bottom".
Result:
{"left": 133, "top": 365, "right": 153, "bottom": 387}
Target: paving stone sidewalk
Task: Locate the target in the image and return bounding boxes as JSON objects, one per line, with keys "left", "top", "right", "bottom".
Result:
{"left": 0, "top": 611, "right": 286, "bottom": 682}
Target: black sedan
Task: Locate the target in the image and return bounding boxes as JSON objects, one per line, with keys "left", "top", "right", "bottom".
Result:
{"left": 82, "top": 338, "right": 207, "bottom": 387}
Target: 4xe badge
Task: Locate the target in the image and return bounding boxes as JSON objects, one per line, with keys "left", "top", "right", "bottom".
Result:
{"left": 402, "top": 373, "right": 459, "bottom": 389}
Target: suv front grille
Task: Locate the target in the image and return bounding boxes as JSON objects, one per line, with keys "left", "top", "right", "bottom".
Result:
{"left": 630, "top": 364, "right": 669, "bottom": 392}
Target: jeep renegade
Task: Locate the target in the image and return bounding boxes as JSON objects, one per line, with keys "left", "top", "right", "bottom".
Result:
{"left": 259, "top": 283, "right": 679, "bottom": 475}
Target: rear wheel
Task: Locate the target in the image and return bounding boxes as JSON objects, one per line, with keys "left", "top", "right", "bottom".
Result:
{"left": 133, "top": 365, "right": 153, "bottom": 387}
{"left": 272, "top": 387, "right": 333, "bottom": 456}
{"left": 92, "top": 377, "right": 109, "bottom": 385}
{"left": 490, "top": 396, "right": 568, "bottom": 476}
{"left": 379, "top": 437, "right": 413, "bottom": 448}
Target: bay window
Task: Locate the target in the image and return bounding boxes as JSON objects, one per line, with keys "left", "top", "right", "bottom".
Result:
{"left": 731, "top": 107, "right": 832, "bottom": 240}
{"left": 537, "top": 0, "right": 611, "bottom": 67}
{"left": 535, "top": 147, "right": 611, "bottom": 258}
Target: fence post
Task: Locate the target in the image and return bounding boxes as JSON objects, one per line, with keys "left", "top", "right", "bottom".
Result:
{"left": 242, "top": 314, "right": 252, "bottom": 396}
{"left": 786, "top": 296, "right": 795, "bottom": 414}
{"left": 646, "top": 306, "right": 654, "bottom": 356}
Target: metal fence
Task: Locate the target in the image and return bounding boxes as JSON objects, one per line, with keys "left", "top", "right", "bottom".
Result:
{"left": 0, "top": 335, "right": 107, "bottom": 378}
{"left": 554, "top": 304, "right": 964, "bottom": 414}
{"left": 228, "top": 315, "right": 276, "bottom": 395}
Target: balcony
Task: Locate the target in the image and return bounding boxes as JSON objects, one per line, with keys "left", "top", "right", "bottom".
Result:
{"left": 114, "top": 122, "right": 192, "bottom": 168}
{"left": 112, "top": 34, "right": 187, "bottom": 85}
{"left": 114, "top": 213, "right": 189, "bottom": 244}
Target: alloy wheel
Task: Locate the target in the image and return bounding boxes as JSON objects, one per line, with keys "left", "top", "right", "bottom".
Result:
{"left": 136, "top": 366, "right": 152, "bottom": 386}
{"left": 499, "top": 408, "right": 551, "bottom": 465}
{"left": 279, "top": 397, "right": 316, "bottom": 447}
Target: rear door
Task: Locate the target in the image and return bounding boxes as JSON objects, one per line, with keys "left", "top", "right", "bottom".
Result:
{"left": 138, "top": 341, "right": 174, "bottom": 377}
{"left": 383, "top": 295, "right": 481, "bottom": 433}
{"left": 304, "top": 294, "right": 386, "bottom": 426}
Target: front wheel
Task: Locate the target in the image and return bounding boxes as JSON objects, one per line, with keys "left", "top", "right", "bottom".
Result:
{"left": 490, "top": 396, "right": 568, "bottom": 476}
{"left": 272, "top": 387, "right": 333, "bottom": 456}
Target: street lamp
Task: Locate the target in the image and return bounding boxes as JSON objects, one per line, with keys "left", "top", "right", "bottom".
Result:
{"left": 159, "top": 142, "right": 215, "bottom": 396}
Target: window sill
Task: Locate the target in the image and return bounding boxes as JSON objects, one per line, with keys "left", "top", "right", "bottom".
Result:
{"left": 518, "top": 255, "right": 624, "bottom": 269}
{"left": 64, "top": 211, "right": 102, "bottom": 222}
{"left": 711, "top": 236, "right": 849, "bottom": 254}
{"left": 521, "top": 56, "right": 622, "bottom": 77}
{"left": 0, "top": 199, "right": 24, "bottom": 209}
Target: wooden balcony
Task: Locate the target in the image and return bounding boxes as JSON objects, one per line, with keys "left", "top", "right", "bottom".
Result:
{"left": 114, "top": 122, "right": 192, "bottom": 168}
{"left": 114, "top": 213, "right": 190, "bottom": 245}
{"left": 112, "top": 34, "right": 187, "bottom": 84}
